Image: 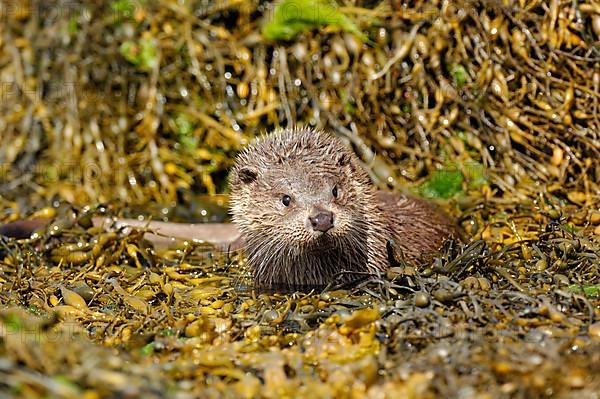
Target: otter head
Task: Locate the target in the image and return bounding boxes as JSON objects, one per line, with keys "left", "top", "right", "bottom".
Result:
{"left": 229, "top": 127, "right": 378, "bottom": 288}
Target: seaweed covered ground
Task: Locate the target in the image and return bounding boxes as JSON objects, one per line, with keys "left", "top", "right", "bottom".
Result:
{"left": 1, "top": 0, "right": 600, "bottom": 397}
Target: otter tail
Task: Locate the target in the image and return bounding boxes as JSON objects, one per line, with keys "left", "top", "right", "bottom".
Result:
{"left": 0, "top": 218, "right": 51, "bottom": 239}
{"left": 0, "top": 217, "right": 243, "bottom": 251}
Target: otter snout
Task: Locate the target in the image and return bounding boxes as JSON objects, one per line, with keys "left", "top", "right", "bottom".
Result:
{"left": 308, "top": 210, "right": 334, "bottom": 232}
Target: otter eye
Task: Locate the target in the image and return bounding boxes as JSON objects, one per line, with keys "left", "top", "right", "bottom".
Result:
{"left": 332, "top": 185, "right": 338, "bottom": 198}
{"left": 281, "top": 195, "right": 292, "bottom": 207}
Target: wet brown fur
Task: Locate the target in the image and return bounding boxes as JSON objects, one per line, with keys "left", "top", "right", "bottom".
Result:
{"left": 229, "top": 127, "right": 458, "bottom": 288}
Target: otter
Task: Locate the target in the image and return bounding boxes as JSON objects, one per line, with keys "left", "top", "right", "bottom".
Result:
{"left": 0, "top": 127, "right": 458, "bottom": 289}
{"left": 229, "top": 127, "right": 457, "bottom": 288}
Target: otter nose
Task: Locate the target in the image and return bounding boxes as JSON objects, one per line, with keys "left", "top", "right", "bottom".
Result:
{"left": 309, "top": 211, "right": 334, "bottom": 232}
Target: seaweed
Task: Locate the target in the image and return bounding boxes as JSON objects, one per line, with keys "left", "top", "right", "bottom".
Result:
{"left": 0, "top": 0, "right": 599, "bottom": 397}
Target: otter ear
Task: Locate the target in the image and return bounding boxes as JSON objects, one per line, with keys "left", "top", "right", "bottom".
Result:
{"left": 237, "top": 167, "right": 258, "bottom": 184}
{"left": 336, "top": 152, "right": 352, "bottom": 167}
